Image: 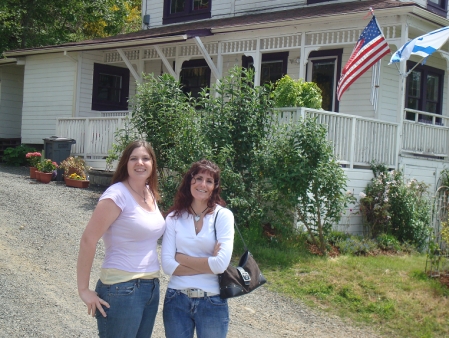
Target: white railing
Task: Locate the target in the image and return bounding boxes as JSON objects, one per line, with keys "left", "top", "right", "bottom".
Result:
{"left": 402, "top": 109, "right": 449, "bottom": 157}
{"left": 56, "top": 107, "right": 449, "bottom": 170}
{"left": 56, "top": 116, "right": 128, "bottom": 160}
{"left": 275, "top": 107, "right": 398, "bottom": 168}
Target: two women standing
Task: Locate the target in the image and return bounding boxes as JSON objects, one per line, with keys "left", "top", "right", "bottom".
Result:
{"left": 77, "top": 141, "right": 234, "bottom": 338}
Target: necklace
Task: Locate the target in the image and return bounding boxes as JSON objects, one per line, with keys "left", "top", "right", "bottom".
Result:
{"left": 127, "top": 180, "right": 148, "bottom": 204}
{"left": 190, "top": 205, "right": 208, "bottom": 222}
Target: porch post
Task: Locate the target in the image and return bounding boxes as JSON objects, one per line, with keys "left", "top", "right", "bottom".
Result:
{"left": 299, "top": 33, "right": 306, "bottom": 80}
{"left": 349, "top": 116, "right": 356, "bottom": 169}
{"left": 395, "top": 20, "right": 408, "bottom": 170}
{"left": 253, "top": 39, "right": 261, "bottom": 87}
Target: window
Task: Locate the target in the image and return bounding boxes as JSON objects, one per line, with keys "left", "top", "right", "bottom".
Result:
{"left": 427, "top": 0, "right": 448, "bottom": 16}
{"left": 163, "top": 0, "right": 211, "bottom": 25}
{"left": 405, "top": 62, "right": 444, "bottom": 123}
{"left": 242, "top": 52, "right": 289, "bottom": 85}
{"left": 92, "top": 63, "right": 130, "bottom": 111}
{"left": 180, "top": 59, "right": 211, "bottom": 98}
{"left": 306, "top": 49, "right": 342, "bottom": 112}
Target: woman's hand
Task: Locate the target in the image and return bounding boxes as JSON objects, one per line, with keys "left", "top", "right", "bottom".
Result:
{"left": 78, "top": 288, "right": 110, "bottom": 317}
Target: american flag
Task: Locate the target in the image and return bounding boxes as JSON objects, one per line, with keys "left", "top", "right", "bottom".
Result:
{"left": 336, "top": 16, "right": 390, "bottom": 101}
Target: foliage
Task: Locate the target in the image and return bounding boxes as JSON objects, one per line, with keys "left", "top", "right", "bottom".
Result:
{"left": 59, "top": 156, "right": 89, "bottom": 177}
{"left": 335, "top": 236, "right": 378, "bottom": 255}
{"left": 263, "top": 118, "right": 354, "bottom": 254}
{"left": 359, "top": 163, "right": 431, "bottom": 251}
{"left": 25, "top": 152, "right": 42, "bottom": 167}
{"left": 376, "top": 233, "right": 402, "bottom": 251}
{"left": 40, "top": 159, "right": 58, "bottom": 173}
{"left": 2, "top": 145, "right": 36, "bottom": 166}
{"left": 271, "top": 75, "right": 322, "bottom": 109}
{"left": 110, "top": 67, "right": 346, "bottom": 247}
{"left": 0, "top": 0, "right": 141, "bottom": 57}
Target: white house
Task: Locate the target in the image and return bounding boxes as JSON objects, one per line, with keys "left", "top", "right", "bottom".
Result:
{"left": 1, "top": 0, "right": 449, "bottom": 232}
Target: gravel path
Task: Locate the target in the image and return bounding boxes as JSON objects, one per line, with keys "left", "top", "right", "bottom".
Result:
{"left": 0, "top": 165, "right": 382, "bottom": 338}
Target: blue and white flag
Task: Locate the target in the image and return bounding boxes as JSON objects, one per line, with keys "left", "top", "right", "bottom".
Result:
{"left": 389, "top": 26, "right": 449, "bottom": 64}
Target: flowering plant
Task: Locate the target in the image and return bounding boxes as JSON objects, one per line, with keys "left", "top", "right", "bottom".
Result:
{"left": 68, "top": 173, "right": 87, "bottom": 181}
{"left": 40, "top": 159, "right": 58, "bottom": 173}
{"left": 59, "top": 156, "right": 89, "bottom": 177}
{"left": 26, "top": 152, "right": 42, "bottom": 167}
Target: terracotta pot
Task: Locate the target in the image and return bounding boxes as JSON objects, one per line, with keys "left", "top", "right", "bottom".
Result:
{"left": 40, "top": 172, "right": 53, "bottom": 184}
{"left": 35, "top": 171, "right": 42, "bottom": 182}
{"left": 29, "top": 167, "right": 37, "bottom": 179}
{"left": 65, "top": 178, "right": 89, "bottom": 188}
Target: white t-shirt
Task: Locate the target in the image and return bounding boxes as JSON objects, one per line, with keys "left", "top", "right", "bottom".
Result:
{"left": 99, "top": 182, "right": 166, "bottom": 273}
{"left": 161, "top": 205, "right": 234, "bottom": 294}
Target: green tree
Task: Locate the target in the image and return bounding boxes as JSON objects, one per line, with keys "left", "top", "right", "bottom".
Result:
{"left": 0, "top": 0, "right": 141, "bottom": 57}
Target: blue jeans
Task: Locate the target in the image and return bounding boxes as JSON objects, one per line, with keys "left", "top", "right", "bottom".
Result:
{"left": 95, "top": 278, "right": 160, "bottom": 338}
{"left": 163, "top": 288, "right": 229, "bottom": 338}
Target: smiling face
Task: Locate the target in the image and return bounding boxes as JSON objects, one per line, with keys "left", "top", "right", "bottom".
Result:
{"left": 127, "top": 146, "right": 152, "bottom": 181}
{"left": 190, "top": 170, "right": 215, "bottom": 203}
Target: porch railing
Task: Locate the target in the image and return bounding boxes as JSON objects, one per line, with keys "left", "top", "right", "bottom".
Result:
{"left": 56, "top": 116, "right": 128, "bottom": 163}
{"left": 56, "top": 107, "right": 449, "bottom": 169}
{"left": 402, "top": 109, "right": 449, "bottom": 157}
{"left": 275, "top": 107, "right": 398, "bottom": 168}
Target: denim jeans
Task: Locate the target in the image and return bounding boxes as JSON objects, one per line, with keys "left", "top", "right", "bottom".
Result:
{"left": 95, "top": 278, "right": 160, "bottom": 338}
{"left": 163, "top": 288, "right": 229, "bottom": 338}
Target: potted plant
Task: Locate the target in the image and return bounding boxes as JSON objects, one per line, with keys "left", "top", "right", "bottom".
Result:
{"left": 39, "top": 159, "right": 58, "bottom": 183}
{"left": 26, "top": 152, "right": 42, "bottom": 179}
{"left": 59, "top": 156, "right": 89, "bottom": 178}
{"left": 65, "top": 172, "right": 90, "bottom": 188}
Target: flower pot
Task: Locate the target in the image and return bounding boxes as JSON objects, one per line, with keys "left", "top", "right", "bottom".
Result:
{"left": 35, "top": 171, "right": 42, "bottom": 182}
{"left": 40, "top": 172, "right": 53, "bottom": 184}
{"left": 65, "top": 177, "right": 89, "bottom": 188}
{"left": 29, "top": 167, "right": 37, "bottom": 179}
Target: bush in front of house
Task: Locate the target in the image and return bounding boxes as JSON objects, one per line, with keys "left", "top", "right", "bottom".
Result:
{"left": 2, "top": 144, "right": 37, "bottom": 166}
{"left": 110, "top": 66, "right": 348, "bottom": 255}
{"left": 358, "top": 163, "right": 431, "bottom": 251}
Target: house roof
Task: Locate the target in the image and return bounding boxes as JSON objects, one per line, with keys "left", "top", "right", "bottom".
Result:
{"left": 1, "top": 0, "right": 432, "bottom": 57}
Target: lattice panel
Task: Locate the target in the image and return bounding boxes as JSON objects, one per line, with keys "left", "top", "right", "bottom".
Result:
{"left": 221, "top": 39, "right": 258, "bottom": 54}
{"left": 260, "top": 35, "right": 301, "bottom": 50}
{"left": 306, "top": 25, "right": 401, "bottom": 46}
{"left": 143, "top": 46, "right": 177, "bottom": 59}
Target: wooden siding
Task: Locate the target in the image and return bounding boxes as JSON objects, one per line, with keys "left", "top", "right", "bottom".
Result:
{"left": 21, "top": 54, "right": 76, "bottom": 144}
{"left": 0, "top": 65, "right": 24, "bottom": 138}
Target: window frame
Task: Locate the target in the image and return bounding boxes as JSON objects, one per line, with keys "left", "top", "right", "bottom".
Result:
{"left": 427, "top": 0, "right": 448, "bottom": 17}
{"left": 405, "top": 61, "right": 444, "bottom": 121}
{"left": 306, "top": 49, "right": 343, "bottom": 112}
{"left": 179, "top": 59, "right": 211, "bottom": 99}
{"left": 163, "top": 0, "right": 211, "bottom": 25}
{"left": 242, "top": 52, "right": 289, "bottom": 85}
{"left": 91, "top": 63, "right": 130, "bottom": 111}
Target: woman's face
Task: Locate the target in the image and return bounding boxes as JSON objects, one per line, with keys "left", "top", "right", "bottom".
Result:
{"left": 190, "top": 171, "right": 215, "bottom": 202}
{"left": 127, "top": 146, "right": 152, "bottom": 180}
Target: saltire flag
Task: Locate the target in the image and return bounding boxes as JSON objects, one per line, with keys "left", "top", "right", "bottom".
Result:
{"left": 389, "top": 26, "right": 449, "bottom": 64}
{"left": 337, "top": 16, "right": 390, "bottom": 101}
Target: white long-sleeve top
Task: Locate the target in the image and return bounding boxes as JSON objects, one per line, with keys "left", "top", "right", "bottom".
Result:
{"left": 161, "top": 205, "right": 234, "bottom": 294}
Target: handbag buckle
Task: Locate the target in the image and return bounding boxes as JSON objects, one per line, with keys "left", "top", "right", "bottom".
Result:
{"left": 237, "top": 267, "right": 251, "bottom": 285}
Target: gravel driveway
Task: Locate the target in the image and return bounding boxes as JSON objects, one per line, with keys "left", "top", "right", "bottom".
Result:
{"left": 0, "top": 165, "right": 382, "bottom": 338}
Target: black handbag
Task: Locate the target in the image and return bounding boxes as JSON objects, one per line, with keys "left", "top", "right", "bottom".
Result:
{"left": 214, "top": 209, "right": 267, "bottom": 299}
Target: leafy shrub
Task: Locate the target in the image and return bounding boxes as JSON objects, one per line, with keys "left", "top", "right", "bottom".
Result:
{"left": 271, "top": 75, "right": 322, "bottom": 109}
{"left": 359, "top": 163, "right": 431, "bottom": 251}
{"left": 336, "top": 236, "right": 378, "bottom": 255}
{"left": 2, "top": 145, "right": 37, "bottom": 166}
{"left": 376, "top": 233, "right": 401, "bottom": 251}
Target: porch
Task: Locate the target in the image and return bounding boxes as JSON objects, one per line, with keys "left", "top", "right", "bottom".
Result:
{"left": 55, "top": 108, "right": 449, "bottom": 170}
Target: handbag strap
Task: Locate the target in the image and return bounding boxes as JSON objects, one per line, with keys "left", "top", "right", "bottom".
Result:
{"left": 213, "top": 208, "right": 247, "bottom": 251}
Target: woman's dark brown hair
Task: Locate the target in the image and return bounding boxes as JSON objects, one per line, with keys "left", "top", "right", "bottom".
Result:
{"left": 167, "top": 159, "right": 225, "bottom": 218}
{"left": 111, "top": 140, "right": 160, "bottom": 201}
